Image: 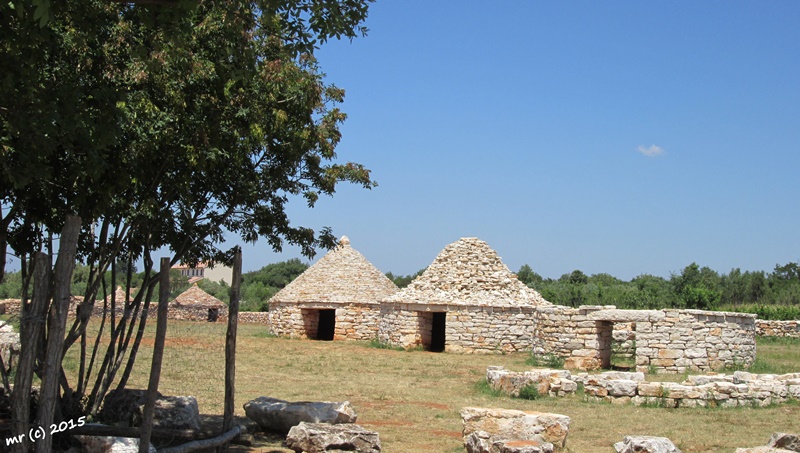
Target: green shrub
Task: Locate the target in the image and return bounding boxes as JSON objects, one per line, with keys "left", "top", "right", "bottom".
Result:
{"left": 527, "top": 353, "right": 565, "bottom": 369}
{"left": 515, "top": 383, "right": 541, "bottom": 400}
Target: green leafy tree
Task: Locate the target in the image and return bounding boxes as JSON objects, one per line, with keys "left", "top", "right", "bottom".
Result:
{"left": 385, "top": 268, "right": 426, "bottom": 288}
{"left": 671, "top": 263, "right": 721, "bottom": 310}
{"left": 516, "top": 264, "right": 543, "bottom": 287}
{"left": 1, "top": 0, "right": 375, "bottom": 437}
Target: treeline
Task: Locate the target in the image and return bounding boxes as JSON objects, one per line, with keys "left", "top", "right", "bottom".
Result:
{"left": 0, "top": 259, "right": 309, "bottom": 313}
{"left": 515, "top": 262, "right": 800, "bottom": 320}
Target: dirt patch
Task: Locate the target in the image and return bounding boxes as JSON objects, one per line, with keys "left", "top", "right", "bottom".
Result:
{"left": 360, "top": 420, "right": 414, "bottom": 427}
{"left": 430, "top": 429, "right": 462, "bottom": 439}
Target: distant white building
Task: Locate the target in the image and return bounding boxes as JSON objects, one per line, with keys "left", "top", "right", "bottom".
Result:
{"left": 172, "top": 262, "right": 233, "bottom": 285}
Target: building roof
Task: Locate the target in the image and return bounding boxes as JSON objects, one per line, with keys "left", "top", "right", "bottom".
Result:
{"left": 382, "top": 237, "right": 551, "bottom": 307}
{"left": 270, "top": 236, "right": 399, "bottom": 305}
{"left": 172, "top": 283, "right": 225, "bottom": 309}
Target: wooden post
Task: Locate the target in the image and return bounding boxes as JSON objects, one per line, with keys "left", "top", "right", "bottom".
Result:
{"left": 219, "top": 249, "right": 242, "bottom": 452}
{"left": 138, "top": 257, "right": 171, "bottom": 453}
{"left": 36, "top": 215, "right": 81, "bottom": 453}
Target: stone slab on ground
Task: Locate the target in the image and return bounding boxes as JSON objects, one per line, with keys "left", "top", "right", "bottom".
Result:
{"left": 736, "top": 433, "right": 800, "bottom": 453}
{"left": 465, "top": 430, "right": 554, "bottom": 453}
{"left": 284, "top": 421, "right": 380, "bottom": 453}
{"left": 461, "top": 407, "right": 570, "bottom": 449}
{"left": 614, "top": 435, "right": 682, "bottom": 453}
{"left": 244, "top": 396, "right": 357, "bottom": 433}
{"left": 99, "top": 389, "right": 201, "bottom": 430}
{"left": 75, "top": 434, "right": 157, "bottom": 453}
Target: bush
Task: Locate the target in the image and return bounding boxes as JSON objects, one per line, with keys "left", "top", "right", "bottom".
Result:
{"left": 515, "top": 383, "right": 540, "bottom": 400}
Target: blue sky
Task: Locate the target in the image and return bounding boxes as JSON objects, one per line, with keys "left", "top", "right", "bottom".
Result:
{"left": 248, "top": 1, "right": 800, "bottom": 280}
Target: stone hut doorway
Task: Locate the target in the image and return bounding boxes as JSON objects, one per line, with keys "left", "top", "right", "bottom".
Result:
{"left": 430, "top": 312, "right": 446, "bottom": 352}
{"left": 317, "top": 309, "right": 336, "bottom": 341}
{"left": 596, "top": 321, "right": 613, "bottom": 369}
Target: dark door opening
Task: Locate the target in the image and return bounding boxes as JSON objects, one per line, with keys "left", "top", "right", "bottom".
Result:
{"left": 429, "top": 312, "right": 446, "bottom": 352}
{"left": 317, "top": 309, "right": 336, "bottom": 341}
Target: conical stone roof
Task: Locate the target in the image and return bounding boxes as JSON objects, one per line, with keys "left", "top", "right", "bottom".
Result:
{"left": 383, "top": 237, "right": 551, "bottom": 307}
{"left": 172, "top": 283, "right": 225, "bottom": 308}
{"left": 270, "top": 236, "right": 399, "bottom": 305}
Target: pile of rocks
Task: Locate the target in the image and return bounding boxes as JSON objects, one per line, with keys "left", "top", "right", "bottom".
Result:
{"left": 461, "top": 407, "right": 570, "bottom": 453}
{"left": 487, "top": 366, "right": 800, "bottom": 408}
{"left": 244, "top": 396, "right": 381, "bottom": 453}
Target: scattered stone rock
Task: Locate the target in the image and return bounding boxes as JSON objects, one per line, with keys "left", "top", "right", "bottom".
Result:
{"left": 75, "top": 434, "right": 157, "bottom": 453}
{"left": 464, "top": 431, "right": 554, "bottom": 453}
{"left": 769, "top": 433, "right": 800, "bottom": 452}
{"left": 99, "top": 389, "right": 201, "bottom": 430}
{"left": 244, "top": 397, "right": 357, "bottom": 433}
{"left": 613, "top": 435, "right": 682, "bottom": 453}
{"left": 284, "top": 421, "right": 380, "bottom": 453}
{"left": 461, "top": 407, "right": 570, "bottom": 449}
{"left": 134, "top": 395, "right": 201, "bottom": 430}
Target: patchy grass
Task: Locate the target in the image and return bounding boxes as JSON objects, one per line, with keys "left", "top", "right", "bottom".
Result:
{"left": 61, "top": 321, "right": 800, "bottom": 452}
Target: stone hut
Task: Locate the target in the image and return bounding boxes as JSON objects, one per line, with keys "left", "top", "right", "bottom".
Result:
{"left": 378, "top": 237, "right": 551, "bottom": 353}
{"left": 171, "top": 284, "right": 227, "bottom": 322}
{"left": 267, "top": 236, "right": 399, "bottom": 341}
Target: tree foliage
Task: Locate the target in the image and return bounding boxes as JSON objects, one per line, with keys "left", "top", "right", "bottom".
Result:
{"left": 1, "top": 0, "right": 375, "bottom": 438}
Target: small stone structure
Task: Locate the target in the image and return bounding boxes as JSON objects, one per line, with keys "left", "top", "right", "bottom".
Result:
{"left": 379, "top": 238, "right": 551, "bottom": 353}
{"left": 268, "top": 236, "right": 398, "bottom": 341}
{"left": 170, "top": 283, "right": 227, "bottom": 322}
{"left": 533, "top": 305, "right": 756, "bottom": 372}
{"left": 487, "top": 366, "right": 800, "bottom": 408}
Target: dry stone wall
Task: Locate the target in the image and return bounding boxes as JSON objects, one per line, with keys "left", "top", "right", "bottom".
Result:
{"left": 532, "top": 305, "right": 756, "bottom": 373}
{"left": 269, "top": 302, "right": 382, "bottom": 341}
{"left": 379, "top": 303, "right": 538, "bottom": 353}
{"left": 487, "top": 366, "right": 800, "bottom": 408}
{"left": 757, "top": 319, "right": 800, "bottom": 338}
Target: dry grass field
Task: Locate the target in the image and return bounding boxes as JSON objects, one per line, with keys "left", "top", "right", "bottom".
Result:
{"left": 61, "top": 320, "right": 800, "bottom": 453}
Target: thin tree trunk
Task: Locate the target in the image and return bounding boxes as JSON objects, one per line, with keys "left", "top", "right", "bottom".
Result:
{"left": 219, "top": 250, "right": 242, "bottom": 453}
{"left": 11, "top": 252, "right": 50, "bottom": 453}
{"left": 139, "top": 258, "right": 170, "bottom": 453}
{"left": 36, "top": 214, "right": 81, "bottom": 453}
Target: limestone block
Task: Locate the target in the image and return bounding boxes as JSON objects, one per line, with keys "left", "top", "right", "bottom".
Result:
{"left": 244, "top": 397, "right": 357, "bottom": 433}
{"left": 461, "top": 407, "right": 570, "bottom": 448}
{"left": 637, "top": 382, "right": 665, "bottom": 397}
{"left": 285, "top": 422, "right": 381, "bottom": 453}
{"left": 607, "top": 380, "right": 639, "bottom": 397}
{"left": 76, "top": 435, "right": 157, "bottom": 453}
{"left": 613, "top": 435, "right": 682, "bottom": 453}
{"left": 767, "top": 432, "right": 800, "bottom": 452}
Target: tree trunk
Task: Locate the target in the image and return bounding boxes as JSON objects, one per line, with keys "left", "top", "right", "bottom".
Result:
{"left": 36, "top": 214, "right": 81, "bottom": 453}
{"left": 138, "top": 257, "right": 170, "bottom": 453}
{"left": 11, "top": 252, "right": 50, "bottom": 453}
{"left": 219, "top": 250, "right": 242, "bottom": 452}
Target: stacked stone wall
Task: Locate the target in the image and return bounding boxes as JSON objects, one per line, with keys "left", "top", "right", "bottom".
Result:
{"left": 0, "top": 298, "right": 226, "bottom": 322}
{"left": 487, "top": 367, "right": 800, "bottom": 408}
{"left": 379, "top": 304, "right": 538, "bottom": 353}
{"left": 532, "top": 305, "right": 756, "bottom": 373}
{"left": 269, "top": 302, "right": 381, "bottom": 341}
{"left": 236, "top": 312, "right": 271, "bottom": 324}
{"left": 633, "top": 309, "right": 756, "bottom": 372}
{"left": 756, "top": 319, "right": 800, "bottom": 338}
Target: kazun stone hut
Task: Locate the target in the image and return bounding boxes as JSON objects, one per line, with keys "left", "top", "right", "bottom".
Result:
{"left": 267, "top": 236, "right": 399, "bottom": 341}
{"left": 171, "top": 283, "right": 227, "bottom": 322}
{"left": 378, "top": 237, "right": 552, "bottom": 353}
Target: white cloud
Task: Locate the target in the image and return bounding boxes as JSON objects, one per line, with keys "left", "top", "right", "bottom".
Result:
{"left": 637, "top": 144, "right": 665, "bottom": 157}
